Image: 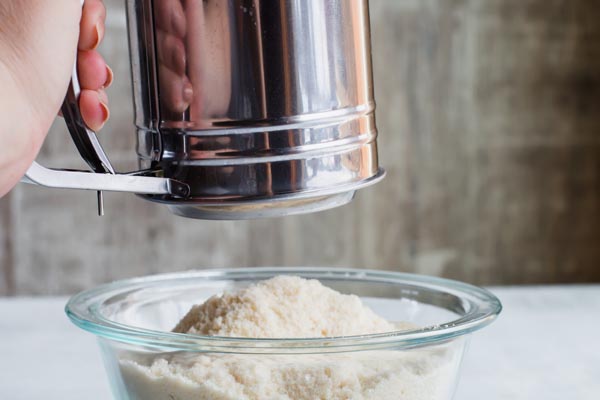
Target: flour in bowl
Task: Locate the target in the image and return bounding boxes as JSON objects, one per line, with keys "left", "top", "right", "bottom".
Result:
{"left": 119, "top": 276, "right": 459, "bottom": 399}
{"left": 172, "top": 275, "right": 403, "bottom": 337}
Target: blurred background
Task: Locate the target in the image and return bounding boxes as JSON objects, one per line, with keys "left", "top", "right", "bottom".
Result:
{"left": 1, "top": 0, "right": 599, "bottom": 295}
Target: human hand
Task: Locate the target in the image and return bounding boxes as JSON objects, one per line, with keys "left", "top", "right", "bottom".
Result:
{"left": 0, "top": 0, "right": 111, "bottom": 196}
{"left": 72, "top": 0, "right": 113, "bottom": 131}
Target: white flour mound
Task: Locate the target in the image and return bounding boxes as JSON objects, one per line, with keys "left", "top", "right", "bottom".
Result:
{"left": 173, "top": 275, "right": 400, "bottom": 337}
{"left": 118, "top": 276, "right": 458, "bottom": 400}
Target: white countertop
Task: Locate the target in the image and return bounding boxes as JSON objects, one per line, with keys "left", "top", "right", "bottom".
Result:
{"left": 0, "top": 286, "right": 598, "bottom": 400}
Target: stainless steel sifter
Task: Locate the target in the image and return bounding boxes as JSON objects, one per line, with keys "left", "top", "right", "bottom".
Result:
{"left": 23, "top": 0, "right": 384, "bottom": 219}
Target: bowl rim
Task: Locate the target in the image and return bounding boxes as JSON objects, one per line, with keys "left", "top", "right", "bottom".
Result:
{"left": 65, "top": 267, "right": 502, "bottom": 353}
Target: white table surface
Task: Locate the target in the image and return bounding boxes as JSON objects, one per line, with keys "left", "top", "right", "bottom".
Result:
{"left": 0, "top": 286, "right": 598, "bottom": 400}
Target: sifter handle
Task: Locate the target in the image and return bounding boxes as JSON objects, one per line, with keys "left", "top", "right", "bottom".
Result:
{"left": 20, "top": 0, "right": 191, "bottom": 211}
{"left": 61, "top": 0, "right": 115, "bottom": 175}
{"left": 61, "top": 59, "right": 115, "bottom": 175}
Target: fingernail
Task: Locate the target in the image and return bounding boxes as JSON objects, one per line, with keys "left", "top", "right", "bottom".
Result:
{"left": 182, "top": 81, "right": 194, "bottom": 104}
{"left": 98, "top": 100, "right": 110, "bottom": 129}
{"left": 91, "top": 23, "right": 102, "bottom": 50}
{"left": 104, "top": 65, "right": 114, "bottom": 88}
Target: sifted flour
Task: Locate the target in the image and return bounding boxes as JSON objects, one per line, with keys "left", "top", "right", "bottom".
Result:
{"left": 118, "top": 276, "right": 458, "bottom": 400}
{"left": 172, "top": 275, "right": 403, "bottom": 337}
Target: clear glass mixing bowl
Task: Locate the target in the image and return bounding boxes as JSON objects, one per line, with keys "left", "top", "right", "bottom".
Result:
{"left": 66, "top": 268, "right": 501, "bottom": 400}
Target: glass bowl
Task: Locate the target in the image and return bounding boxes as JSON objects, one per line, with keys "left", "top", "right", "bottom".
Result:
{"left": 66, "top": 267, "right": 501, "bottom": 400}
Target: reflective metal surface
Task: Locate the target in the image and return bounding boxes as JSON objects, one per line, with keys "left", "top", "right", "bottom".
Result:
{"left": 130, "top": 0, "right": 383, "bottom": 218}
{"left": 23, "top": 162, "right": 190, "bottom": 197}
{"left": 24, "top": 0, "right": 382, "bottom": 220}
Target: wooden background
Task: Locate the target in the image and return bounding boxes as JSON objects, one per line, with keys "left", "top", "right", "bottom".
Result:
{"left": 1, "top": 0, "right": 599, "bottom": 295}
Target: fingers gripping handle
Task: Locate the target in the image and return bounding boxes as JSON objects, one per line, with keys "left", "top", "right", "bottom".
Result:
{"left": 21, "top": 0, "right": 191, "bottom": 213}
{"left": 62, "top": 0, "right": 115, "bottom": 175}
{"left": 62, "top": 64, "right": 116, "bottom": 175}
{"left": 64, "top": 0, "right": 111, "bottom": 215}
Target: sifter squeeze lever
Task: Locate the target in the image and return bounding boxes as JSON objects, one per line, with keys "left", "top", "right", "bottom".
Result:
{"left": 61, "top": 58, "right": 113, "bottom": 215}
{"left": 21, "top": 0, "right": 190, "bottom": 215}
